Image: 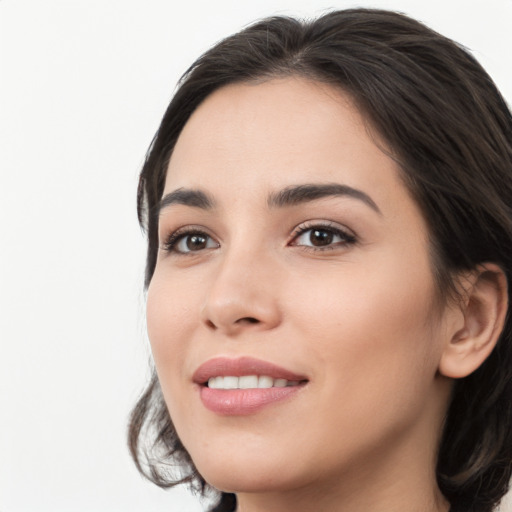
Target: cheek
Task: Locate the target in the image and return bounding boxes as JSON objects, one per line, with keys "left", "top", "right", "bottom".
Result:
{"left": 145, "top": 268, "right": 200, "bottom": 395}
{"left": 280, "top": 261, "right": 443, "bottom": 463}
{"left": 292, "top": 256, "right": 434, "bottom": 330}
{"left": 290, "top": 252, "right": 441, "bottom": 399}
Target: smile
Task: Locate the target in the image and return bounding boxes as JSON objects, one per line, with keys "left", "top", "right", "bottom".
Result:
{"left": 208, "top": 375, "right": 301, "bottom": 389}
{"left": 194, "top": 357, "right": 308, "bottom": 415}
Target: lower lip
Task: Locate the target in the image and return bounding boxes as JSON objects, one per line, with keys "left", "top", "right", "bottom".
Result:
{"left": 199, "top": 385, "right": 304, "bottom": 415}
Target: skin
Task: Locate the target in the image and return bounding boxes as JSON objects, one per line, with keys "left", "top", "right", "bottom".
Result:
{"left": 146, "top": 77, "right": 459, "bottom": 512}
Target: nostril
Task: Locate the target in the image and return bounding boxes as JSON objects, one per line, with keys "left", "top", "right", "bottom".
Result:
{"left": 203, "top": 316, "right": 259, "bottom": 330}
{"left": 237, "top": 317, "right": 260, "bottom": 324}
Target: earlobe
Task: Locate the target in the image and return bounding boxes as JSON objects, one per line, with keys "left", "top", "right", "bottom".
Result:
{"left": 439, "top": 264, "right": 508, "bottom": 379}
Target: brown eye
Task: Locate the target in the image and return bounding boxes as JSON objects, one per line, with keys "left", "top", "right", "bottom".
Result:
{"left": 309, "top": 229, "right": 334, "bottom": 246}
{"left": 163, "top": 230, "right": 219, "bottom": 254}
{"left": 186, "top": 234, "right": 208, "bottom": 251}
{"left": 292, "top": 224, "right": 356, "bottom": 250}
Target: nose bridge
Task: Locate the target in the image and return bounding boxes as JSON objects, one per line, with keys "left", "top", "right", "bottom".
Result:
{"left": 201, "top": 239, "right": 281, "bottom": 334}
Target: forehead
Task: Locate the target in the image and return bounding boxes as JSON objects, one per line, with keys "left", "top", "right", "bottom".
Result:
{"left": 164, "top": 77, "right": 409, "bottom": 218}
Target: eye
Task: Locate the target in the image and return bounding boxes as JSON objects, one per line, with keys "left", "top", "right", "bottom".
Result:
{"left": 162, "top": 229, "right": 219, "bottom": 254}
{"left": 291, "top": 223, "right": 356, "bottom": 250}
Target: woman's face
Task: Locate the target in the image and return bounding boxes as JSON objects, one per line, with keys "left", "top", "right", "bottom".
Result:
{"left": 147, "top": 78, "right": 454, "bottom": 495}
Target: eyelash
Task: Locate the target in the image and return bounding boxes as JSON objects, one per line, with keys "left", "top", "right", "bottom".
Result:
{"left": 161, "top": 222, "right": 357, "bottom": 255}
{"left": 161, "top": 227, "right": 218, "bottom": 254}
{"left": 290, "top": 221, "right": 357, "bottom": 251}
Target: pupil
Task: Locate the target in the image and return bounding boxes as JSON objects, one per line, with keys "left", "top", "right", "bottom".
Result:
{"left": 311, "top": 229, "right": 333, "bottom": 246}
{"left": 187, "top": 235, "right": 207, "bottom": 250}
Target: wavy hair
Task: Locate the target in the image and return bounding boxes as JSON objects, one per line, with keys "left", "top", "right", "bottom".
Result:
{"left": 128, "top": 9, "right": 512, "bottom": 512}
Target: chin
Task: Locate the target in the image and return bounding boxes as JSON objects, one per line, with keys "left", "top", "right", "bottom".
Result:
{"left": 201, "top": 467, "right": 295, "bottom": 495}
{"left": 188, "top": 443, "right": 304, "bottom": 494}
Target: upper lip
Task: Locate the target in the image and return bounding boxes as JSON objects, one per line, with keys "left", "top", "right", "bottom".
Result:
{"left": 192, "top": 356, "right": 308, "bottom": 385}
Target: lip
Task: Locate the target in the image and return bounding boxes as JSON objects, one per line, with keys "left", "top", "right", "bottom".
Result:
{"left": 193, "top": 357, "right": 308, "bottom": 416}
{"left": 193, "top": 356, "right": 307, "bottom": 384}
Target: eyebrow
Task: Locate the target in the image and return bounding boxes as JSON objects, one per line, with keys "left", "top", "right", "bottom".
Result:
{"left": 156, "top": 182, "right": 381, "bottom": 217}
{"left": 268, "top": 183, "right": 381, "bottom": 214}
{"left": 156, "top": 188, "right": 216, "bottom": 216}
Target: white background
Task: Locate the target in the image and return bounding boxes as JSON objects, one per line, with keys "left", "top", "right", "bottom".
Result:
{"left": 1, "top": 0, "right": 511, "bottom": 511}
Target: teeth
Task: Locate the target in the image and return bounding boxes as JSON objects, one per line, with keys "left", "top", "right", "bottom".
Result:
{"left": 207, "top": 375, "right": 301, "bottom": 390}
{"left": 258, "top": 375, "right": 273, "bottom": 388}
{"left": 223, "top": 376, "right": 238, "bottom": 389}
{"left": 239, "top": 375, "right": 258, "bottom": 389}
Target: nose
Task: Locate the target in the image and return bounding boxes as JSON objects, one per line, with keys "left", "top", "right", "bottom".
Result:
{"left": 201, "top": 249, "right": 282, "bottom": 336}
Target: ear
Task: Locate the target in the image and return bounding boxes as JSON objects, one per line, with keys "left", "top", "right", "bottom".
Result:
{"left": 439, "top": 263, "right": 508, "bottom": 379}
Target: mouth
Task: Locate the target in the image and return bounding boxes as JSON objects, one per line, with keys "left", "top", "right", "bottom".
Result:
{"left": 193, "top": 357, "right": 309, "bottom": 415}
{"left": 193, "top": 356, "right": 308, "bottom": 385}
{"left": 206, "top": 375, "right": 304, "bottom": 389}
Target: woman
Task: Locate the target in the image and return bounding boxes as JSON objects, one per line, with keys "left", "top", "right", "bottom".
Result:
{"left": 128, "top": 9, "right": 512, "bottom": 512}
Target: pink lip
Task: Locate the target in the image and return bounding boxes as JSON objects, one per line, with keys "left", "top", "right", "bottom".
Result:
{"left": 193, "top": 357, "right": 308, "bottom": 416}
{"left": 193, "top": 356, "right": 307, "bottom": 383}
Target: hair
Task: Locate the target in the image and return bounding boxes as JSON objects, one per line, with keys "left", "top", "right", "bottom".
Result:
{"left": 128, "top": 8, "right": 512, "bottom": 512}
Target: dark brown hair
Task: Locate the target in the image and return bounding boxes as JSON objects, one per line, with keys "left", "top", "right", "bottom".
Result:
{"left": 129, "top": 9, "right": 512, "bottom": 512}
